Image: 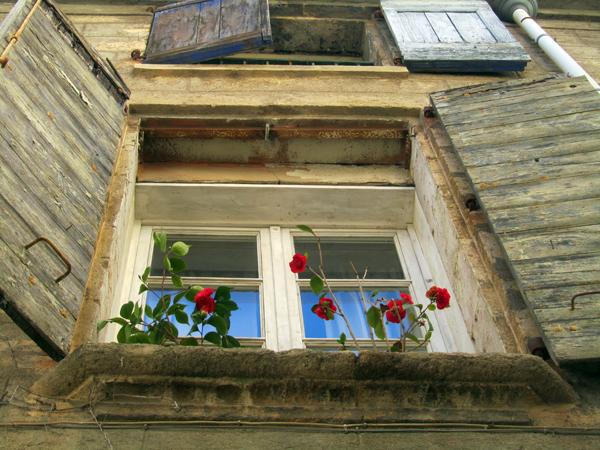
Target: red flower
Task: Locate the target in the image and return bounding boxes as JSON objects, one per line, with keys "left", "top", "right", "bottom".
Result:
{"left": 385, "top": 299, "right": 406, "bottom": 323}
{"left": 400, "top": 293, "right": 413, "bottom": 305}
{"left": 312, "top": 297, "right": 336, "bottom": 320}
{"left": 194, "top": 287, "right": 215, "bottom": 314}
{"left": 289, "top": 253, "right": 307, "bottom": 273}
{"left": 426, "top": 286, "right": 451, "bottom": 310}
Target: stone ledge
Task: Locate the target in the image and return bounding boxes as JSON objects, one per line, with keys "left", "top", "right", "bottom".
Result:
{"left": 30, "top": 345, "right": 576, "bottom": 424}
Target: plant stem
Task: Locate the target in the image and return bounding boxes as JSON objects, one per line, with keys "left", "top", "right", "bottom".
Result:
{"left": 350, "top": 262, "right": 376, "bottom": 351}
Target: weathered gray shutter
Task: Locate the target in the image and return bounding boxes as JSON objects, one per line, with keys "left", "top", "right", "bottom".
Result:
{"left": 144, "top": 0, "right": 272, "bottom": 64}
{"left": 381, "top": 0, "right": 529, "bottom": 72}
{"left": 430, "top": 75, "right": 600, "bottom": 368}
{"left": 0, "top": 0, "right": 129, "bottom": 357}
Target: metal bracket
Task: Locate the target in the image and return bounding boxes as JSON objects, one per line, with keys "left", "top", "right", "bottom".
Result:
{"left": 24, "top": 237, "right": 72, "bottom": 283}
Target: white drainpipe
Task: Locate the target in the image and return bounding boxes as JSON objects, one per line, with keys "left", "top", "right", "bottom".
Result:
{"left": 512, "top": 8, "right": 600, "bottom": 91}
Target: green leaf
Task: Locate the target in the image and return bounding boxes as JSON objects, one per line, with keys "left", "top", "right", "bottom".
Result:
{"left": 171, "top": 274, "right": 183, "bottom": 288}
{"left": 163, "top": 255, "right": 172, "bottom": 272}
{"left": 424, "top": 331, "right": 432, "bottom": 342}
{"left": 153, "top": 231, "right": 167, "bottom": 253}
{"left": 171, "top": 241, "right": 190, "bottom": 257}
{"left": 174, "top": 291, "right": 187, "bottom": 303}
{"left": 153, "top": 295, "right": 170, "bottom": 317}
{"left": 174, "top": 309, "right": 189, "bottom": 325}
{"left": 218, "top": 299, "right": 238, "bottom": 312}
{"left": 337, "top": 332, "right": 347, "bottom": 345}
{"left": 370, "top": 290, "right": 379, "bottom": 298}
{"left": 204, "top": 331, "right": 221, "bottom": 346}
{"left": 138, "top": 284, "right": 148, "bottom": 295}
{"left": 131, "top": 303, "right": 142, "bottom": 325}
{"left": 373, "top": 321, "right": 386, "bottom": 340}
{"left": 186, "top": 285, "right": 203, "bottom": 302}
{"left": 297, "top": 224, "right": 315, "bottom": 235}
{"left": 170, "top": 258, "right": 186, "bottom": 273}
{"left": 180, "top": 337, "right": 198, "bottom": 346}
{"left": 110, "top": 317, "right": 128, "bottom": 327}
{"left": 144, "top": 304, "right": 154, "bottom": 320}
{"left": 405, "top": 333, "right": 420, "bottom": 344}
{"left": 428, "top": 304, "right": 436, "bottom": 311}
{"left": 366, "top": 306, "right": 382, "bottom": 329}
{"left": 128, "top": 333, "right": 150, "bottom": 344}
{"left": 215, "top": 286, "right": 231, "bottom": 301}
{"left": 116, "top": 325, "right": 128, "bottom": 343}
{"left": 141, "top": 266, "right": 151, "bottom": 283}
{"left": 391, "top": 341, "right": 403, "bottom": 352}
{"left": 97, "top": 320, "right": 108, "bottom": 332}
{"left": 120, "top": 302, "right": 134, "bottom": 320}
{"left": 310, "top": 276, "right": 323, "bottom": 295}
{"left": 207, "top": 315, "right": 228, "bottom": 335}
{"left": 222, "top": 335, "right": 241, "bottom": 348}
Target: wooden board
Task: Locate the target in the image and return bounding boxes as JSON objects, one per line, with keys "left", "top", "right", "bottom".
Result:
{"left": 144, "top": 0, "right": 272, "bottom": 64}
{"left": 381, "top": 0, "right": 530, "bottom": 73}
{"left": 0, "top": 0, "right": 127, "bottom": 356}
{"left": 430, "top": 75, "right": 600, "bottom": 367}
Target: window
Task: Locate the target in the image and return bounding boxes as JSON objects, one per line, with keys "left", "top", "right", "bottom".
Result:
{"left": 111, "top": 225, "right": 452, "bottom": 352}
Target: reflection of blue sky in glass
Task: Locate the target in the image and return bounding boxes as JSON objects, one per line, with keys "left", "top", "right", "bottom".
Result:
{"left": 145, "top": 289, "right": 261, "bottom": 338}
{"left": 302, "top": 290, "right": 411, "bottom": 339}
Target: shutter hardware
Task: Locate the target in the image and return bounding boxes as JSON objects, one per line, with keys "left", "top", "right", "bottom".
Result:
{"left": 24, "top": 237, "right": 72, "bottom": 283}
{"left": 0, "top": 0, "right": 42, "bottom": 68}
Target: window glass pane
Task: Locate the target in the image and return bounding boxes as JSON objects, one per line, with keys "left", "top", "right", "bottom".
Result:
{"left": 145, "top": 289, "right": 261, "bottom": 338}
{"left": 150, "top": 235, "right": 259, "bottom": 278}
{"left": 294, "top": 237, "right": 404, "bottom": 279}
{"left": 301, "top": 289, "right": 411, "bottom": 339}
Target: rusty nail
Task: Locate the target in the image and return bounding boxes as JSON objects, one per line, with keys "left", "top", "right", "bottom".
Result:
{"left": 571, "top": 291, "right": 600, "bottom": 311}
{"left": 25, "top": 237, "right": 72, "bottom": 283}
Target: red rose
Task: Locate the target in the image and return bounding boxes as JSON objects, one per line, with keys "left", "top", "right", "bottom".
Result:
{"left": 426, "top": 286, "right": 451, "bottom": 310}
{"left": 313, "top": 297, "right": 336, "bottom": 320}
{"left": 289, "top": 253, "right": 307, "bottom": 273}
{"left": 400, "top": 293, "right": 413, "bottom": 305}
{"left": 194, "top": 287, "right": 215, "bottom": 314}
{"left": 385, "top": 299, "right": 406, "bottom": 323}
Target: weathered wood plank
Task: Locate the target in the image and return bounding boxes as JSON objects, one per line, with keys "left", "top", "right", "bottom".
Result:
{"left": 384, "top": 10, "right": 438, "bottom": 44}
{"left": 503, "top": 225, "right": 600, "bottom": 262}
{"left": 527, "top": 283, "right": 600, "bottom": 310}
{"left": 447, "top": 12, "right": 496, "bottom": 43}
{"left": 478, "top": 174, "right": 600, "bottom": 211}
{"left": 221, "top": 0, "right": 260, "bottom": 38}
{"left": 425, "top": 12, "right": 462, "bottom": 43}
{"left": 543, "top": 334, "right": 600, "bottom": 365}
{"left": 459, "top": 130, "right": 600, "bottom": 168}
{"left": 469, "top": 150, "right": 600, "bottom": 188}
{"left": 440, "top": 86, "right": 600, "bottom": 129}
{"left": 476, "top": 8, "right": 516, "bottom": 43}
{"left": 513, "top": 253, "right": 600, "bottom": 290}
{"left": 490, "top": 197, "right": 600, "bottom": 235}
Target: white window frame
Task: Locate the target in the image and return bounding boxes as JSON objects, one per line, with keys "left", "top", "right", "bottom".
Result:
{"left": 108, "top": 224, "right": 450, "bottom": 352}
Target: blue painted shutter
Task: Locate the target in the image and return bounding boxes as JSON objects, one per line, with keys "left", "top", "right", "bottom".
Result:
{"left": 381, "top": 0, "right": 530, "bottom": 72}
{"left": 144, "top": 0, "right": 272, "bottom": 64}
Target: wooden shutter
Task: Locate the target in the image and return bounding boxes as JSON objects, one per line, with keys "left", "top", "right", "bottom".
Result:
{"left": 381, "top": 0, "right": 529, "bottom": 73}
{"left": 430, "top": 75, "right": 600, "bottom": 368}
{"left": 144, "top": 0, "right": 272, "bottom": 64}
{"left": 0, "top": 0, "right": 129, "bottom": 357}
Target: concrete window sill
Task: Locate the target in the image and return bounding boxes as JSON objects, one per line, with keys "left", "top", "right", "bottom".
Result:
{"left": 30, "top": 345, "right": 576, "bottom": 425}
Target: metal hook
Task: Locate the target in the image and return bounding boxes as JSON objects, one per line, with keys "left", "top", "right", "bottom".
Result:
{"left": 570, "top": 291, "right": 600, "bottom": 311}
{"left": 24, "top": 237, "right": 72, "bottom": 283}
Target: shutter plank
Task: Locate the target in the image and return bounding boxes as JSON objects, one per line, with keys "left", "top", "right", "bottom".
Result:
{"left": 425, "top": 12, "right": 463, "bottom": 43}
{"left": 447, "top": 12, "right": 496, "bottom": 43}
{"left": 430, "top": 76, "right": 600, "bottom": 367}
{"left": 381, "top": 0, "right": 529, "bottom": 72}
{"left": 0, "top": 0, "right": 128, "bottom": 356}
